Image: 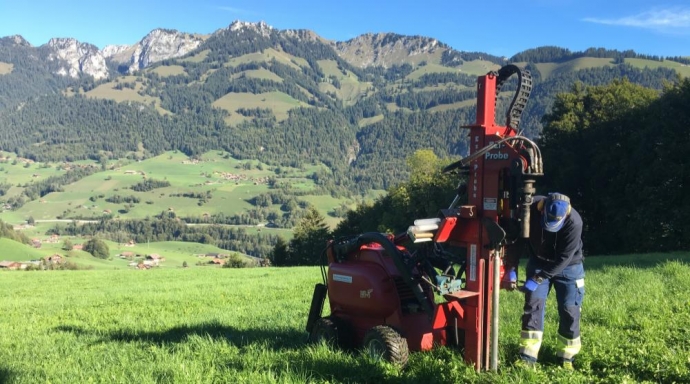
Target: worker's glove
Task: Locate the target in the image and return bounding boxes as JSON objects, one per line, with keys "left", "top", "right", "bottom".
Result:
{"left": 500, "top": 269, "right": 517, "bottom": 291}
{"left": 522, "top": 279, "right": 539, "bottom": 292}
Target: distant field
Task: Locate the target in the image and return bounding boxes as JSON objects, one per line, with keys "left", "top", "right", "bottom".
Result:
{"left": 317, "top": 59, "right": 372, "bottom": 105}
{"left": 181, "top": 49, "right": 210, "bottom": 63}
{"left": 83, "top": 76, "right": 170, "bottom": 114}
{"left": 213, "top": 91, "right": 311, "bottom": 122}
{"left": 626, "top": 58, "right": 690, "bottom": 77}
{"left": 358, "top": 114, "right": 384, "bottom": 127}
{"left": 458, "top": 60, "right": 502, "bottom": 76}
{"left": 0, "top": 153, "right": 67, "bottom": 200}
{"left": 227, "top": 48, "right": 307, "bottom": 70}
{"left": 525, "top": 57, "right": 689, "bottom": 80}
{"left": 0, "top": 232, "right": 259, "bottom": 270}
{"left": 406, "top": 63, "right": 462, "bottom": 80}
{"left": 231, "top": 68, "right": 284, "bottom": 82}
{"left": 150, "top": 65, "right": 186, "bottom": 77}
{"left": 0, "top": 61, "right": 13, "bottom": 75}
{"left": 0, "top": 150, "right": 359, "bottom": 237}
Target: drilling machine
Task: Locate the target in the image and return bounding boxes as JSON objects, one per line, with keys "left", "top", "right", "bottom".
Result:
{"left": 306, "top": 64, "right": 543, "bottom": 372}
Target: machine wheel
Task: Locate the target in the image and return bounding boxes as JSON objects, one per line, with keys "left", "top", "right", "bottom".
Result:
{"left": 363, "top": 325, "right": 409, "bottom": 366}
{"left": 308, "top": 317, "right": 339, "bottom": 347}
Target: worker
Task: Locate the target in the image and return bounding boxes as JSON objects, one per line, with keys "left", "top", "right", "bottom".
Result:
{"left": 518, "top": 192, "right": 585, "bottom": 370}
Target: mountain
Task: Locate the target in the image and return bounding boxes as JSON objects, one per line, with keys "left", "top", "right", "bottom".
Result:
{"left": 0, "top": 20, "right": 686, "bottom": 194}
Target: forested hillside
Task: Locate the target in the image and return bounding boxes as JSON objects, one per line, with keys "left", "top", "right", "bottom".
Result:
{"left": 0, "top": 26, "right": 685, "bottom": 194}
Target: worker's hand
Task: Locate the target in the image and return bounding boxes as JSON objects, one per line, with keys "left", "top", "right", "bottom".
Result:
{"left": 522, "top": 279, "right": 539, "bottom": 292}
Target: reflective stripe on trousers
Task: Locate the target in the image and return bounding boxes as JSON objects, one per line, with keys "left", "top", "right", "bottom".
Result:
{"left": 557, "top": 335, "right": 581, "bottom": 360}
{"left": 519, "top": 330, "right": 543, "bottom": 360}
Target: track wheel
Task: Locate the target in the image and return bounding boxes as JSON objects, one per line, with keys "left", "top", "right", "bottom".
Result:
{"left": 363, "top": 325, "right": 409, "bottom": 366}
{"left": 308, "top": 317, "right": 338, "bottom": 347}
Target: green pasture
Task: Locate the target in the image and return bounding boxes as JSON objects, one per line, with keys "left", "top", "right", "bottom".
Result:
{"left": 0, "top": 252, "right": 688, "bottom": 383}
{"left": 0, "top": 235, "right": 254, "bottom": 270}
{"left": 4, "top": 151, "right": 298, "bottom": 221}
{"left": 625, "top": 58, "right": 690, "bottom": 77}
{"left": 0, "top": 154, "right": 67, "bottom": 199}
{"left": 150, "top": 65, "right": 186, "bottom": 77}
{"left": 405, "top": 63, "right": 462, "bottom": 80}
{"left": 1, "top": 150, "right": 358, "bottom": 238}
{"left": 83, "top": 76, "right": 169, "bottom": 114}
{"left": 231, "top": 68, "right": 284, "bottom": 82}
{"left": 0, "top": 61, "right": 13, "bottom": 75}
{"left": 227, "top": 48, "right": 307, "bottom": 70}
{"left": 531, "top": 58, "right": 614, "bottom": 79}
{"left": 317, "top": 59, "right": 372, "bottom": 105}
{"left": 358, "top": 114, "right": 385, "bottom": 127}
{"left": 213, "top": 91, "right": 311, "bottom": 122}
{"left": 0, "top": 238, "right": 46, "bottom": 261}
{"left": 180, "top": 49, "right": 210, "bottom": 63}
{"left": 458, "top": 60, "right": 502, "bottom": 76}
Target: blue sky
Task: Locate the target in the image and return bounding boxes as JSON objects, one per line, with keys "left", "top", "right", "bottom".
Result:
{"left": 1, "top": 0, "right": 688, "bottom": 58}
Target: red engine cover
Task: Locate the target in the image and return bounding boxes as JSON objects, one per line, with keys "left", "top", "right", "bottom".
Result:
{"left": 327, "top": 246, "right": 402, "bottom": 318}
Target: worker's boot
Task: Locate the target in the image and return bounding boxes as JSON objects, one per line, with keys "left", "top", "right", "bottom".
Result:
{"left": 561, "top": 359, "right": 574, "bottom": 371}
{"left": 514, "top": 358, "right": 537, "bottom": 370}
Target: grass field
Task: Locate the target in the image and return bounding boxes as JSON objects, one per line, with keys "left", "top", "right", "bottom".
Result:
{"left": 1, "top": 150, "right": 352, "bottom": 225}
{"left": 0, "top": 61, "right": 13, "bottom": 75}
{"left": 213, "top": 91, "right": 312, "bottom": 123}
{"left": 317, "top": 59, "right": 372, "bottom": 105}
{"left": 227, "top": 48, "right": 308, "bottom": 70}
{"left": 625, "top": 58, "right": 690, "bottom": 77}
{"left": 0, "top": 252, "right": 687, "bottom": 383}
{"left": 0, "top": 150, "right": 364, "bottom": 266}
{"left": 0, "top": 235, "right": 255, "bottom": 270}
{"left": 83, "top": 76, "right": 170, "bottom": 114}
{"left": 150, "top": 65, "right": 186, "bottom": 77}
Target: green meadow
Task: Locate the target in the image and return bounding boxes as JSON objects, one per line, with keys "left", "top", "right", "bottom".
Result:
{"left": 1, "top": 150, "right": 359, "bottom": 225}
{"left": 0, "top": 149, "right": 375, "bottom": 268}
{"left": 0, "top": 252, "right": 688, "bottom": 383}
{"left": 0, "top": 61, "right": 13, "bottom": 75}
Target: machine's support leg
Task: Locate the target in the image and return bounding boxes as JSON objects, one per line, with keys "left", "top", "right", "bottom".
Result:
{"left": 490, "top": 251, "right": 500, "bottom": 371}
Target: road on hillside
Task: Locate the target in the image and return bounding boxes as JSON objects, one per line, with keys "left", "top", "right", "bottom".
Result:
{"left": 34, "top": 219, "right": 100, "bottom": 224}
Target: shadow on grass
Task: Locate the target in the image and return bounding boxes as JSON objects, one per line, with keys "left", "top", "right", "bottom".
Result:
{"left": 0, "top": 368, "right": 13, "bottom": 384}
{"left": 55, "top": 321, "right": 305, "bottom": 351}
{"left": 576, "top": 252, "right": 690, "bottom": 271}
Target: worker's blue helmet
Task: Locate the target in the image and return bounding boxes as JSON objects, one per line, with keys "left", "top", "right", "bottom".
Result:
{"left": 541, "top": 193, "right": 571, "bottom": 232}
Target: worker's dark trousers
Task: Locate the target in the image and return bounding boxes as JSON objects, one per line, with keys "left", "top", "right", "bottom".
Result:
{"left": 519, "top": 261, "right": 585, "bottom": 362}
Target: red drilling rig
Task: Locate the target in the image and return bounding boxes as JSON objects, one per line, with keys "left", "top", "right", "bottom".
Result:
{"left": 306, "top": 64, "right": 542, "bottom": 372}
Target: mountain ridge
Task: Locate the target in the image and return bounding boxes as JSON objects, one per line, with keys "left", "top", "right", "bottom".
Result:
{"left": 5, "top": 19, "right": 675, "bottom": 80}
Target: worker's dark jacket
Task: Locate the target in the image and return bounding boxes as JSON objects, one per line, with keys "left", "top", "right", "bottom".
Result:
{"left": 528, "top": 195, "right": 584, "bottom": 279}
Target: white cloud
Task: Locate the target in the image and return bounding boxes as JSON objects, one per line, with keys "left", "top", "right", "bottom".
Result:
{"left": 217, "top": 6, "right": 256, "bottom": 15}
{"left": 583, "top": 7, "right": 690, "bottom": 30}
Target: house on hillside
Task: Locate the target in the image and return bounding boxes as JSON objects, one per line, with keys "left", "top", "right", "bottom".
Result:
{"left": 124, "top": 240, "right": 136, "bottom": 247}
{"left": 205, "top": 252, "right": 228, "bottom": 259}
{"left": 210, "top": 259, "right": 226, "bottom": 266}
{"left": 31, "top": 239, "right": 42, "bottom": 248}
{"left": 119, "top": 251, "right": 134, "bottom": 259}
{"left": 44, "top": 254, "right": 63, "bottom": 264}
{"left": 146, "top": 254, "right": 165, "bottom": 262}
{"left": 0, "top": 261, "right": 22, "bottom": 270}
{"left": 136, "top": 263, "right": 151, "bottom": 270}
{"left": 145, "top": 254, "right": 165, "bottom": 266}
{"left": 73, "top": 244, "right": 83, "bottom": 250}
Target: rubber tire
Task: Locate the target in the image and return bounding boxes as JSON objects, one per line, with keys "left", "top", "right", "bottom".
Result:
{"left": 363, "top": 325, "right": 409, "bottom": 366}
{"left": 308, "top": 317, "right": 338, "bottom": 347}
